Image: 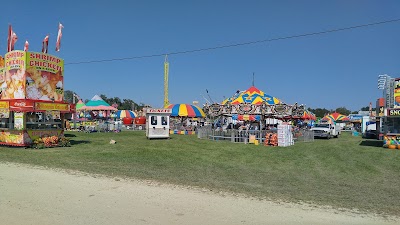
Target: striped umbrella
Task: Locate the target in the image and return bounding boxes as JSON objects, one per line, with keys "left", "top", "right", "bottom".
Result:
{"left": 116, "top": 110, "right": 137, "bottom": 119}
{"left": 166, "top": 104, "right": 206, "bottom": 117}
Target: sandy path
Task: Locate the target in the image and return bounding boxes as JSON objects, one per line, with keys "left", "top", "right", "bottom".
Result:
{"left": 0, "top": 163, "right": 398, "bottom": 225}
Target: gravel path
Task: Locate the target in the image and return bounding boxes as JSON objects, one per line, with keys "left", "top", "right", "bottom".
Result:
{"left": 0, "top": 163, "right": 398, "bottom": 225}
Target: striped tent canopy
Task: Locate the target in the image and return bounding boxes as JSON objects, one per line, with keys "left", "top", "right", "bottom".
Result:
{"left": 76, "top": 99, "right": 85, "bottom": 111}
{"left": 222, "top": 86, "right": 280, "bottom": 105}
{"left": 166, "top": 104, "right": 206, "bottom": 117}
{"left": 80, "top": 95, "right": 118, "bottom": 111}
{"left": 321, "top": 112, "right": 349, "bottom": 123}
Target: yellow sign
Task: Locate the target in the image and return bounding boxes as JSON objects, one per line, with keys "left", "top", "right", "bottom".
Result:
{"left": 35, "top": 102, "right": 69, "bottom": 111}
{"left": 26, "top": 52, "right": 64, "bottom": 75}
{"left": 27, "top": 129, "right": 63, "bottom": 140}
{"left": 0, "top": 130, "right": 25, "bottom": 144}
{"left": 5, "top": 50, "right": 26, "bottom": 71}
{"left": 25, "top": 52, "right": 64, "bottom": 101}
{"left": 0, "top": 101, "right": 9, "bottom": 109}
{"left": 2, "top": 51, "right": 27, "bottom": 99}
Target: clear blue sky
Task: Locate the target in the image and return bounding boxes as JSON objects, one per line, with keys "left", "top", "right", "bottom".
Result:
{"left": 2, "top": 0, "right": 400, "bottom": 111}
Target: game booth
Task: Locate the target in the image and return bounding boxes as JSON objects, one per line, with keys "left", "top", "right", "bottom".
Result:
{"left": 0, "top": 50, "right": 74, "bottom": 146}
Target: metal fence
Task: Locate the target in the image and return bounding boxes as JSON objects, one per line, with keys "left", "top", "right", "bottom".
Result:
{"left": 293, "top": 129, "right": 314, "bottom": 142}
{"left": 197, "top": 126, "right": 314, "bottom": 144}
{"left": 76, "top": 121, "right": 122, "bottom": 133}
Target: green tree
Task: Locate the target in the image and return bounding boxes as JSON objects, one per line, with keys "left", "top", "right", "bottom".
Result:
{"left": 98, "top": 94, "right": 147, "bottom": 110}
{"left": 308, "top": 107, "right": 330, "bottom": 118}
{"left": 360, "top": 106, "right": 376, "bottom": 111}
{"left": 64, "top": 90, "right": 81, "bottom": 104}
{"left": 120, "top": 99, "right": 136, "bottom": 110}
{"left": 64, "top": 90, "right": 74, "bottom": 103}
{"left": 335, "top": 107, "right": 351, "bottom": 115}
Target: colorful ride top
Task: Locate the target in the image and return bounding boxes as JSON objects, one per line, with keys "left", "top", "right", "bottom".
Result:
{"left": 204, "top": 85, "right": 305, "bottom": 119}
{"left": 222, "top": 86, "right": 280, "bottom": 105}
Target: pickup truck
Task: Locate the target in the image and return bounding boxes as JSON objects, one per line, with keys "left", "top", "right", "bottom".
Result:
{"left": 311, "top": 123, "right": 340, "bottom": 139}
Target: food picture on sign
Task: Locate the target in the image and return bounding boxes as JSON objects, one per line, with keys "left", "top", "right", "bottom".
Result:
{"left": 1, "top": 69, "right": 25, "bottom": 99}
{"left": 394, "top": 79, "right": 400, "bottom": 108}
{"left": 1, "top": 51, "right": 27, "bottom": 100}
{"left": 25, "top": 68, "right": 63, "bottom": 101}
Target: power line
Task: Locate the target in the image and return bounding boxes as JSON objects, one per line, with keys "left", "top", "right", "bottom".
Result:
{"left": 66, "top": 18, "right": 400, "bottom": 65}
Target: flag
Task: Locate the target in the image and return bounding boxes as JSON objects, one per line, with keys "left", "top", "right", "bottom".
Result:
{"left": 7, "top": 25, "right": 18, "bottom": 52}
{"left": 55, "top": 23, "right": 64, "bottom": 52}
{"left": 24, "top": 40, "right": 29, "bottom": 51}
{"left": 42, "top": 35, "right": 49, "bottom": 53}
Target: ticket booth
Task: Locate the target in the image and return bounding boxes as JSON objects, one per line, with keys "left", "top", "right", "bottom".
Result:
{"left": 146, "top": 108, "right": 172, "bottom": 139}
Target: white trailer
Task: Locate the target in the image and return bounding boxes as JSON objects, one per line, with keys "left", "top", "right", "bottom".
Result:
{"left": 146, "top": 108, "right": 172, "bottom": 139}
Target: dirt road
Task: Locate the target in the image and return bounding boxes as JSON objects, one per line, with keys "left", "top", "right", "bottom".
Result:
{"left": 0, "top": 163, "right": 397, "bottom": 225}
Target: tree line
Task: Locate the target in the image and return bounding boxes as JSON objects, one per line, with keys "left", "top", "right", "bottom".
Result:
{"left": 307, "top": 106, "right": 376, "bottom": 118}
{"left": 64, "top": 90, "right": 374, "bottom": 116}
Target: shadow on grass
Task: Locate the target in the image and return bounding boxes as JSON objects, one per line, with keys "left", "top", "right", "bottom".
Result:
{"left": 359, "top": 140, "right": 383, "bottom": 147}
{"left": 70, "top": 140, "right": 91, "bottom": 145}
{"left": 64, "top": 133, "right": 77, "bottom": 137}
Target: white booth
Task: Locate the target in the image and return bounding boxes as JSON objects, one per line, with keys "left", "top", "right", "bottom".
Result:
{"left": 146, "top": 108, "right": 172, "bottom": 139}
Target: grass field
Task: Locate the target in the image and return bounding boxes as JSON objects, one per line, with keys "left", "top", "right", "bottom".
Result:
{"left": 0, "top": 131, "right": 399, "bottom": 216}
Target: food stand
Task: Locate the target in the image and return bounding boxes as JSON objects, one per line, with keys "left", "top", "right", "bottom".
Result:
{"left": 0, "top": 50, "right": 74, "bottom": 146}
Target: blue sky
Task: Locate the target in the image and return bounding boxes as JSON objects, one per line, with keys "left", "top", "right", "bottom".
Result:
{"left": 1, "top": 0, "right": 400, "bottom": 111}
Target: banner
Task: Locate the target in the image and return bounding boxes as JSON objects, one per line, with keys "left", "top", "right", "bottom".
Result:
{"left": 25, "top": 52, "right": 64, "bottom": 101}
{"left": 394, "top": 78, "right": 400, "bottom": 108}
{"left": 1, "top": 51, "right": 26, "bottom": 99}
{"left": 35, "top": 102, "right": 69, "bottom": 111}
{"left": 0, "top": 109, "right": 9, "bottom": 118}
{"left": 0, "top": 100, "right": 9, "bottom": 118}
{"left": 0, "top": 130, "right": 26, "bottom": 145}
{"left": 27, "top": 129, "right": 63, "bottom": 140}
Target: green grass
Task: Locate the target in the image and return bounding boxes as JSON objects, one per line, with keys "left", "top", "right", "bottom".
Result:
{"left": 0, "top": 131, "right": 399, "bottom": 216}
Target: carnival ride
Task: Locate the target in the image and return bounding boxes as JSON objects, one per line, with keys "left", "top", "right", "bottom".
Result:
{"left": 203, "top": 86, "right": 306, "bottom": 122}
